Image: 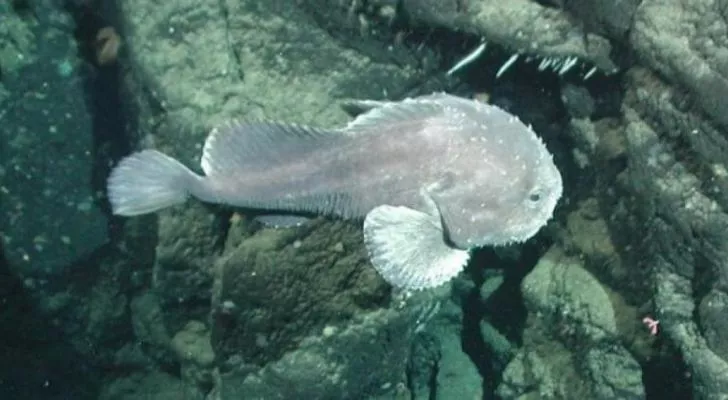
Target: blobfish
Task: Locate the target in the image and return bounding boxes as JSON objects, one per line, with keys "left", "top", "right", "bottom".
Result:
{"left": 107, "top": 93, "right": 563, "bottom": 290}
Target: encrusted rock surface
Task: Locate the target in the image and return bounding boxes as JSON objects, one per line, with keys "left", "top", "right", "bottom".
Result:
{"left": 4, "top": 0, "right": 728, "bottom": 398}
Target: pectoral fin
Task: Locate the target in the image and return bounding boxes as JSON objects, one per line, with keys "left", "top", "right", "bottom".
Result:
{"left": 363, "top": 205, "right": 470, "bottom": 290}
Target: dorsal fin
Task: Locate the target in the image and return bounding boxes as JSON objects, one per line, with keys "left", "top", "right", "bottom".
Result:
{"left": 342, "top": 95, "right": 448, "bottom": 135}
{"left": 200, "top": 121, "right": 341, "bottom": 176}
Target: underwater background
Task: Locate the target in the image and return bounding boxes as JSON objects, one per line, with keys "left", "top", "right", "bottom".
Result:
{"left": 1, "top": 0, "right": 724, "bottom": 398}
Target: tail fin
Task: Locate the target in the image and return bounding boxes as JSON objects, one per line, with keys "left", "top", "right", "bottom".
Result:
{"left": 107, "top": 150, "right": 197, "bottom": 216}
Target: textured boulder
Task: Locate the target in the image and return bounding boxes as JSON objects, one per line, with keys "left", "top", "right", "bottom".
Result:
{"left": 6, "top": 0, "right": 728, "bottom": 398}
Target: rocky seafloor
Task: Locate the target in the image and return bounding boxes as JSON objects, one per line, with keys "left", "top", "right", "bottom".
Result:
{"left": 1, "top": 0, "right": 726, "bottom": 399}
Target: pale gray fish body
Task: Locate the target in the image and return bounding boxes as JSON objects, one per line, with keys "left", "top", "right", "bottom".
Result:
{"left": 107, "top": 93, "right": 563, "bottom": 290}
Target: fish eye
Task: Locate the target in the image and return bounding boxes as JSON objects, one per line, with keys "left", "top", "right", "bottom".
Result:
{"left": 528, "top": 192, "right": 542, "bottom": 202}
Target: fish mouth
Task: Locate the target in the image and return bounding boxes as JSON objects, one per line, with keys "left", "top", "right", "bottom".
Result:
{"left": 439, "top": 19, "right": 619, "bottom": 81}
{"left": 446, "top": 41, "right": 615, "bottom": 82}
{"left": 401, "top": 0, "right": 619, "bottom": 79}
{"left": 365, "top": 0, "right": 620, "bottom": 81}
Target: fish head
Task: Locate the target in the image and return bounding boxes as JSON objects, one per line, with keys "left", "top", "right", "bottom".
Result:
{"left": 357, "top": 92, "right": 563, "bottom": 251}
{"left": 427, "top": 130, "right": 563, "bottom": 250}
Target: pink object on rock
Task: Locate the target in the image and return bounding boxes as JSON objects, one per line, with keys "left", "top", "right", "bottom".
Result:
{"left": 642, "top": 316, "right": 660, "bottom": 336}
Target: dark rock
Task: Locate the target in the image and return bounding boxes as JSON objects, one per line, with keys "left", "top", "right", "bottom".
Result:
{"left": 0, "top": 2, "right": 108, "bottom": 276}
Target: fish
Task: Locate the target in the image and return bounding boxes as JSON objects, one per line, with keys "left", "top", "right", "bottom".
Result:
{"left": 107, "top": 93, "right": 563, "bottom": 290}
